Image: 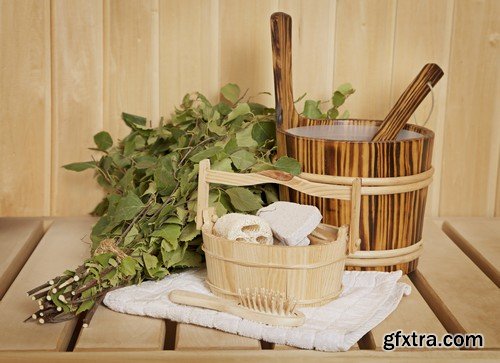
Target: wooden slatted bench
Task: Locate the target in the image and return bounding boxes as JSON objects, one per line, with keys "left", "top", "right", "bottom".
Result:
{"left": 0, "top": 217, "right": 498, "bottom": 362}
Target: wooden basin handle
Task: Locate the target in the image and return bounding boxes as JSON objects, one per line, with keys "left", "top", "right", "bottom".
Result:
{"left": 258, "top": 169, "right": 294, "bottom": 181}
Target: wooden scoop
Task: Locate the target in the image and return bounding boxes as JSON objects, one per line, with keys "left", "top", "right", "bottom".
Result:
{"left": 371, "top": 63, "right": 444, "bottom": 141}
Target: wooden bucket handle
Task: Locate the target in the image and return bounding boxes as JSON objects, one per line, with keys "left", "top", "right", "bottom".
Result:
{"left": 271, "top": 12, "right": 299, "bottom": 131}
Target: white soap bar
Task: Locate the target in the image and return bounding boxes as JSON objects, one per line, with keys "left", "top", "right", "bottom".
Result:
{"left": 213, "top": 213, "right": 273, "bottom": 245}
{"left": 257, "top": 202, "right": 322, "bottom": 246}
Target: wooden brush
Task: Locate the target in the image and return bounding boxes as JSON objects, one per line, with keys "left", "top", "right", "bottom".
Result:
{"left": 169, "top": 288, "right": 305, "bottom": 327}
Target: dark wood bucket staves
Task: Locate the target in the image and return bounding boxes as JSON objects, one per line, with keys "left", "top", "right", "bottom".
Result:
{"left": 270, "top": 12, "right": 434, "bottom": 273}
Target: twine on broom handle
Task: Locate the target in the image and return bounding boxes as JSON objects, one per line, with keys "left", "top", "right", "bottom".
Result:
{"left": 93, "top": 238, "right": 128, "bottom": 261}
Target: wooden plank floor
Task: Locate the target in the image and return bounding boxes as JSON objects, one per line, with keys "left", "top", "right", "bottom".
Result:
{"left": 0, "top": 217, "right": 498, "bottom": 361}
{"left": 370, "top": 275, "right": 448, "bottom": 349}
{"left": 74, "top": 307, "right": 167, "bottom": 352}
{"left": 175, "top": 324, "right": 261, "bottom": 350}
{"left": 0, "top": 218, "right": 92, "bottom": 351}
{"left": 415, "top": 220, "right": 499, "bottom": 348}
{"left": 0, "top": 218, "right": 44, "bottom": 299}
{"left": 442, "top": 217, "right": 499, "bottom": 287}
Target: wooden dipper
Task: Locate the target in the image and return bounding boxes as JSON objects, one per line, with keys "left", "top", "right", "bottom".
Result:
{"left": 371, "top": 63, "right": 443, "bottom": 141}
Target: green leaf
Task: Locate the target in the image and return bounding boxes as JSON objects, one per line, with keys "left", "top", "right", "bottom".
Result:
{"left": 114, "top": 192, "right": 145, "bottom": 222}
{"left": 214, "top": 201, "right": 227, "bottom": 216}
{"left": 179, "top": 222, "right": 199, "bottom": 242}
{"left": 220, "top": 83, "right": 240, "bottom": 104}
{"left": 225, "top": 187, "right": 262, "bottom": 212}
{"left": 326, "top": 107, "right": 339, "bottom": 119}
{"left": 212, "top": 158, "right": 233, "bottom": 172}
{"left": 263, "top": 185, "right": 279, "bottom": 204}
{"left": 172, "top": 250, "right": 202, "bottom": 268}
{"left": 122, "top": 112, "right": 147, "bottom": 126}
{"left": 120, "top": 256, "right": 138, "bottom": 276}
{"left": 252, "top": 121, "right": 276, "bottom": 146}
{"left": 337, "top": 83, "right": 355, "bottom": 96}
{"left": 224, "top": 137, "right": 238, "bottom": 154}
{"left": 189, "top": 146, "right": 223, "bottom": 162}
{"left": 152, "top": 224, "right": 181, "bottom": 249}
{"left": 230, "top": 150, "right": 256, "bottom": 170}
{"left": 119, "top": 167, "right": 135, "bottom": 191}
{"left": 123, "top": 226, "right": 139, "bottom": 246}
{"left": 225, "top": 103, "right": 251, "bottom": 124}
{"left": 142, "top": 181, "right": 157, "bottom": 196}
{"left": 93, "top": 131, "right": 113, "bottom": 151}
{"left": 154, "top": 167, "right": 176, "bottom": 195}
{"left": 236, "top": 125, "right": 258, "bottom": 148}
{"left": 143, "top": 253, "right": 159, "bottom": 274}
{"left": 76, "top": 299, "right": 95, "bottom": 315}
{"left": 302, "top": 100, "right": 324, "bottom": 119}
{"left": 274, "top": 156, "right": 301, "bottom": 175}
{"left": 331, "top": 91, "right": 346, "bottom": 108}
{"left": 208, "top": 119, "right": 226, "bottom": 136}
{"left": 176, "top": 207, "right": 188, "bottom": 223}
{"left": 91, "top": 198, "right": 108, "bottom": 217}
{"left": 165, "top": 216, "right": 183, "bottom": 225}
{"left": 63, "top": 161, "right": 97, "bottom": 172}
{"left": 94, "top": 252, "right": 114, "bottom": 267}
{"left": 251, "top": 162, "right": 274, "bottom": 172}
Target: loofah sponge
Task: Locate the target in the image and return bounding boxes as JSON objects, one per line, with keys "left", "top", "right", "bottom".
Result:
{"left": 257, "top": 202, "right": 322, "bottom": 246}
{"left": 213, "top": 213, "right": 274, "bottom": 245}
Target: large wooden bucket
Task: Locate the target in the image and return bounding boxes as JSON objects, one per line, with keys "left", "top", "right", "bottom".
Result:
{"left": 271, "top": 12, "right": 434, "bottom": 273}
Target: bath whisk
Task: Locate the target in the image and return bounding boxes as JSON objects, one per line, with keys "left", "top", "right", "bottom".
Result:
{"left": 169, "top": 288, "right": 305, "bottom": 327}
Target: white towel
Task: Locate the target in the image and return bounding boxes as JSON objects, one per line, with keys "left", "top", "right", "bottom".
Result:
{"left": 104, "top": 269, "right": 410, "bottom": 352}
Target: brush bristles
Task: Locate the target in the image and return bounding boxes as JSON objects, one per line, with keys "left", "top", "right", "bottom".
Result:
{"left": 237, "top": 288, "right": 297, "bottom": 316}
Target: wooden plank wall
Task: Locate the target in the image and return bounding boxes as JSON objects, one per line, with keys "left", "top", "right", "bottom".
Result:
{"left": 1, "top": 0, "right": 499, "bottom": 217}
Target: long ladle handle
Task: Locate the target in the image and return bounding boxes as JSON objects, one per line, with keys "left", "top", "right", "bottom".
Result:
{"left": 371, "top": 63, "right": 443, "bottom": 141}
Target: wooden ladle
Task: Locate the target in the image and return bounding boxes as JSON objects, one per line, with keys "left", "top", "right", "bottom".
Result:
{"left": 371, "top": 63, "right": 444, "bottom": 141}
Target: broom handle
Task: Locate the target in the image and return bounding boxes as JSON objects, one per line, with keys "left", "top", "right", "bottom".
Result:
{"left": 271, "top": 12, "right": 299, "bottom": 131}
{"left": 371, "top": 63, "right": 443, "bottom": 141}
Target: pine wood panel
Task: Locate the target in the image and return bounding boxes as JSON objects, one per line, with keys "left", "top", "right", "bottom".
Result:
{"left": 0, "top": 219, "right": 44, "bottom": 299}
{"left": 51, "top": 0, "right": 105, "bottom": 216}
{"left": 390, "top": 0, "right": 454, "bottom": 216}
{"left": 175, "top": 324, "right": 261, "bottom": 350}
{"left": 104, "top": 0, "right": 159, "bottom": 136}
{"left": 497, "top": 155, "right": 500, "bottom": 216}
{"left": 442, "top": 217, "right": 500, "bottom": 287}
{"left": 0, "top": 218, "right": 93, "bottom": 351}
{"left": 75, "top": 307, "right": 166, "bottom": 351}
{"left": 370, "top": 276, "right": 447, "bottom": 349}
{"left": 333, "top": 0, "right": 396, "bottom": 119}
{"left": 277, "top": 0, "right": 336, "bottom": 111}
{"left": 439, "top": 0, "right": 500, "bottom": 216}
{"left": 159, "top": 0, "right": 219, "bottom": 118}
{"left": 219, "top": 0, "right": 279, "bottom": 104}
{"left": 0, "top": 0, "right": 51, "bottom": 216}
{"left": 415, "top": 219, "right": 500, "bottom": 348}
